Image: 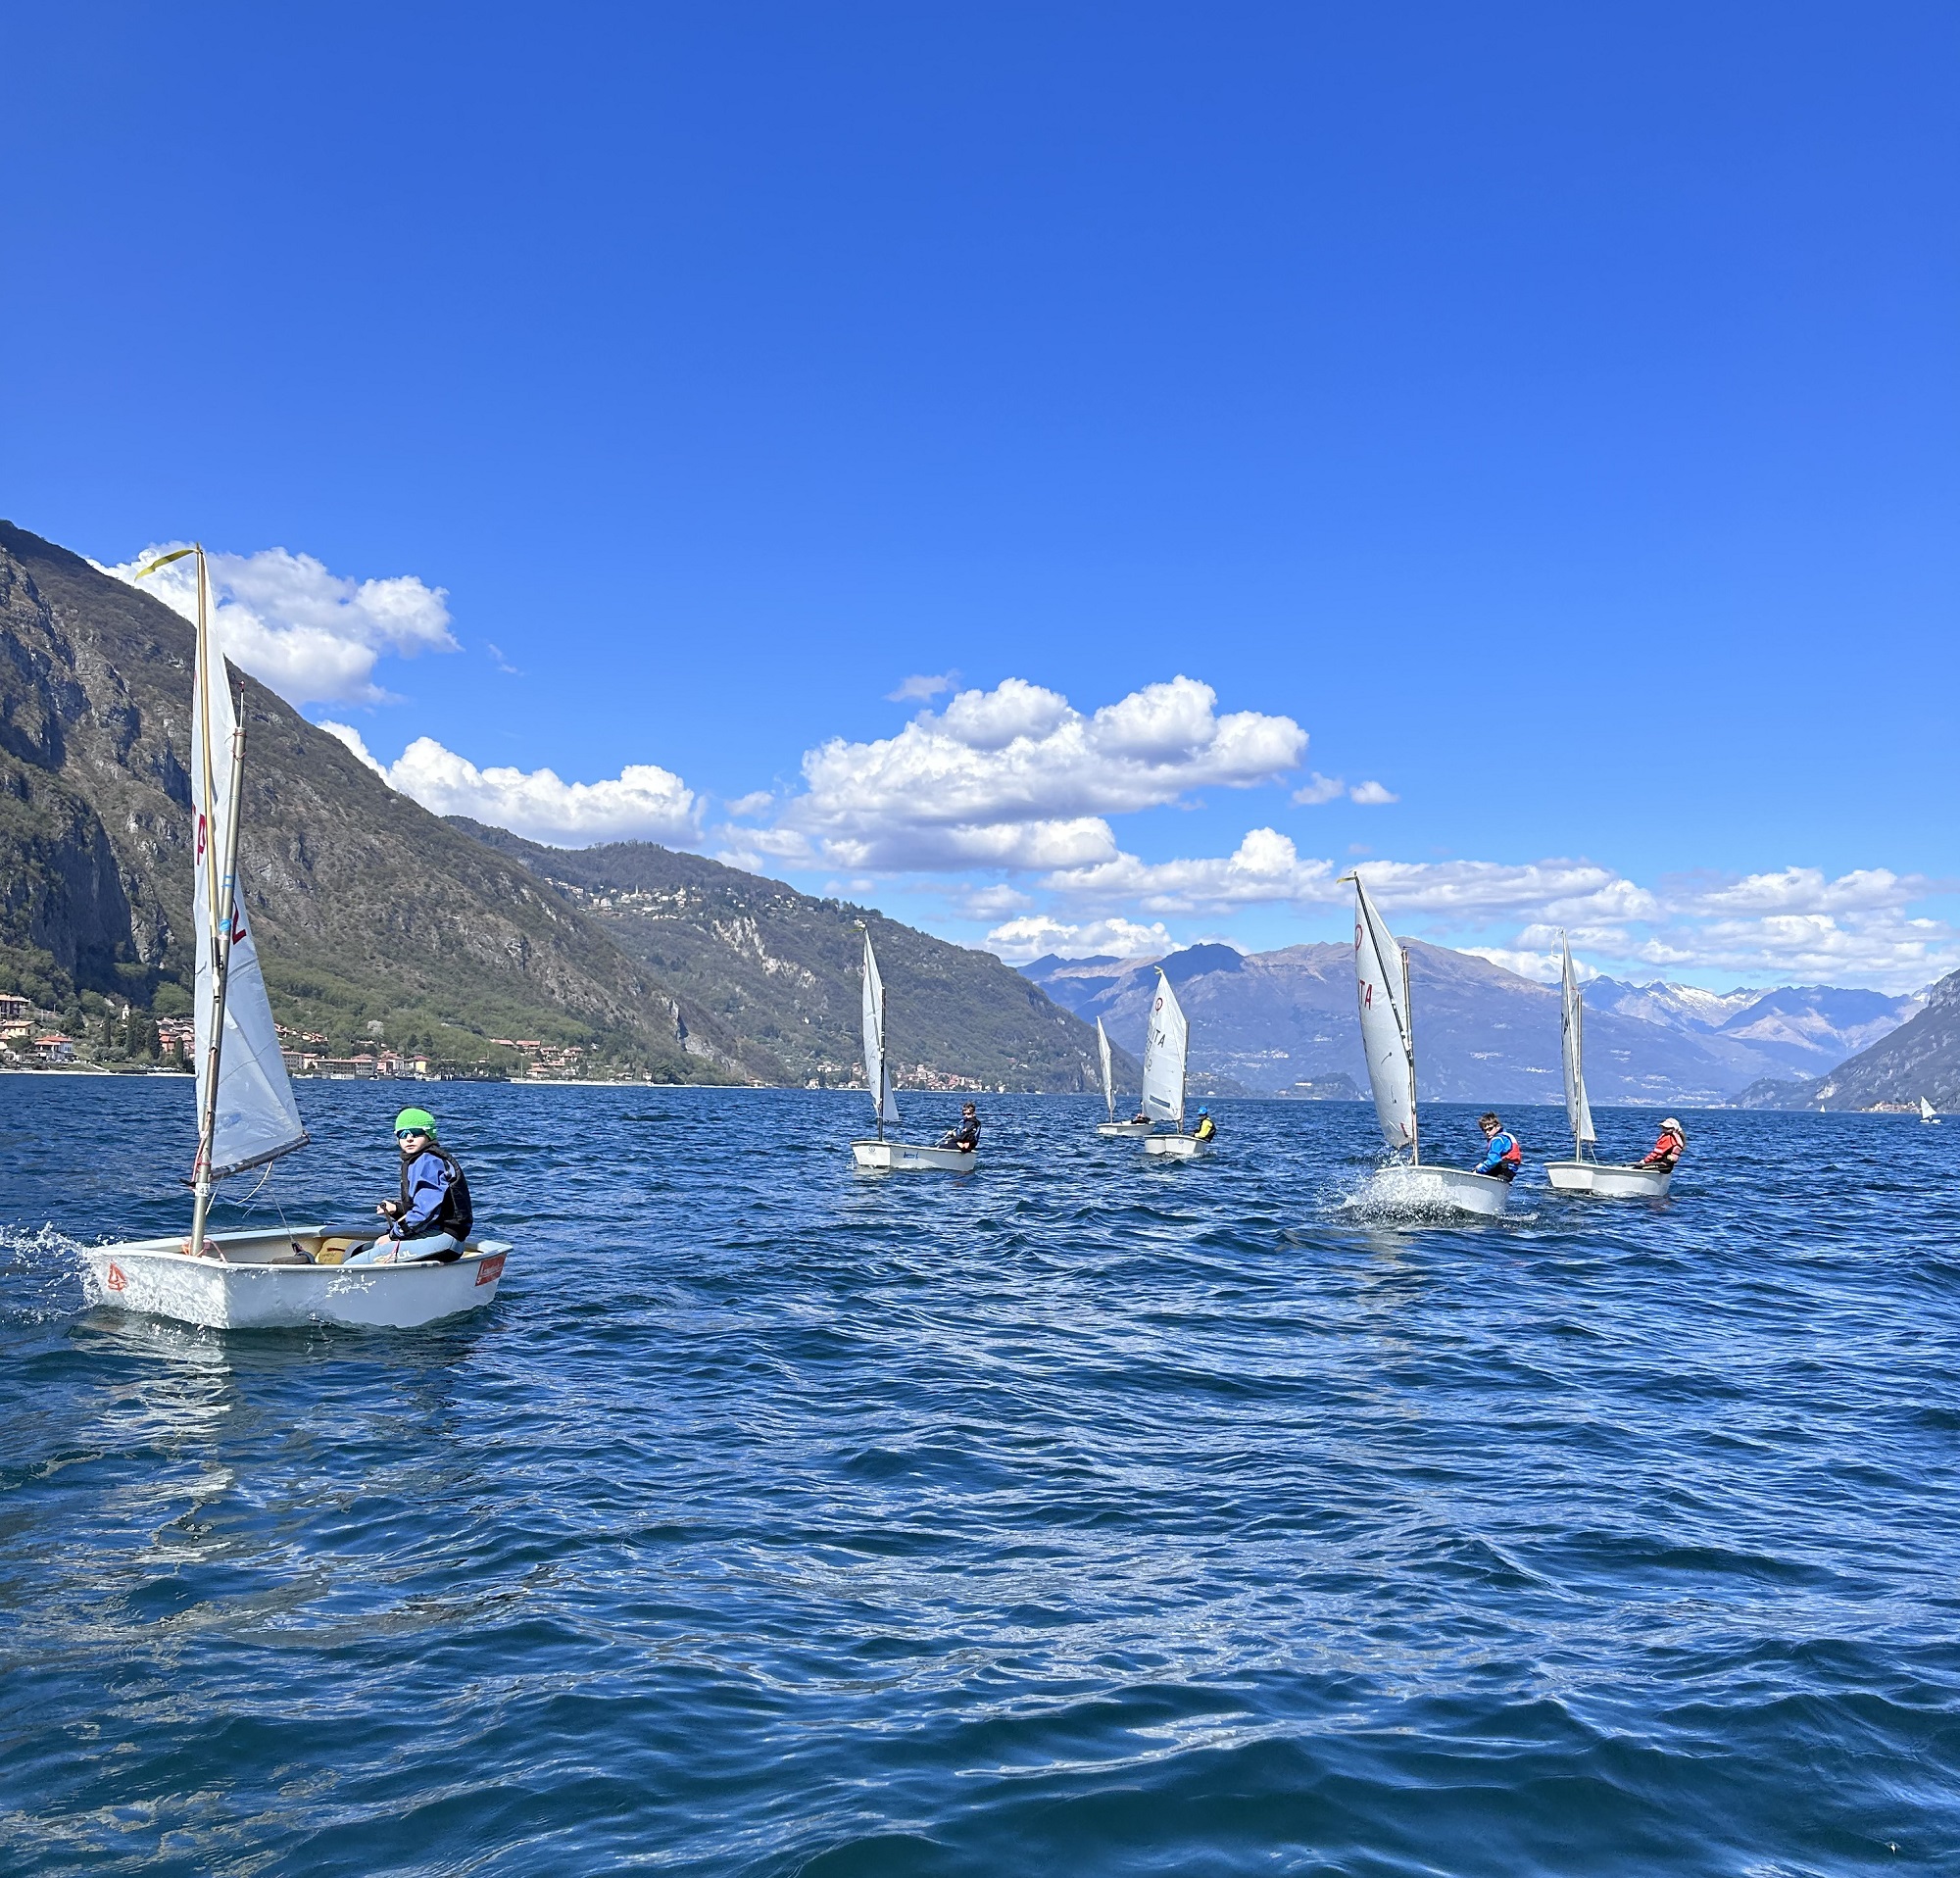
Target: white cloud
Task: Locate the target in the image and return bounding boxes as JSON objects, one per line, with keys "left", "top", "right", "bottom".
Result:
{"left": 775, "top": 674, "right": 1306, "bottom": 870}
{"left": 959, "top": 884, "right": 1035, "bottom": 918}
{"left": 1045, "top": 827, "right": 1338, "bottom": 913}
{"left": 1292, "top": 772, "right": 1398, "bottom": 807}
{"left": 101, "top": 543, "right": 458, "bottom": 708}
{"left": 321, "top": 733, "right": 702, "bottom": 846}
{"left": 985, "top": 914, "right": 1176, "bottom": 963}
{"left": 1460, "top": 947, "right": 1598, "bottom": 985}
{"left": 888, "top": 671, "right": 959, "bottom": 703}
{"left": 725, "top": 791, "right": 775, "bottom": 818}
{"left": 1666, "top": 866, "right": 1927, "bottom": 916}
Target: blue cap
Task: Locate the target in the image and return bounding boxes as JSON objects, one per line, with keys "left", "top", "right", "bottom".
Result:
{"left": 1197, "top": 1107, "right": 1209, "bottom": 1115}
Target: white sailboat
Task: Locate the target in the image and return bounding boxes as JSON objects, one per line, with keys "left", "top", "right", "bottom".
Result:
{"left": 851, "top": 929, "right": 975, "bottom": 1170}
{"left": 1922, "top": 1097, "right": 1941, "bottom": 1123}
{"left": 80, "top": 546, "right": 513, "bottom": 1329}
{"left": 1094, "top": 1014, "right": 1152, "bottom": 1135}
{"left": 1140, "top": 971, "right": 1208, "bottom": 1158}
{"left": 1348, "top": 874, "right": 1506, "bottom": 1215}
{"left": 1544, "top": 933, "right": 1673, "bottom": 1197}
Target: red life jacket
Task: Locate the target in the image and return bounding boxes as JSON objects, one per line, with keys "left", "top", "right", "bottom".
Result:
{"left": 1498, "top": 1131, "right": 1522, "bottom": 1167}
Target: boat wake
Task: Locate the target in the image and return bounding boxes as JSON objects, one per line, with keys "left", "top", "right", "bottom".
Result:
{"left": 1337, "top": 1164, "right": 1522, "bottom": 1223}
{"left": 0, "top": 1223, "right": 96, "bottom": 1323}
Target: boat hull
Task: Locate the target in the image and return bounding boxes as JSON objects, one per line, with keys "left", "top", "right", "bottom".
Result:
{"left": 1545, "top": 1160, "right": 1673, "bottom": 1198}
{"left": 1144, "top": 1132, "right": 1210, "bottom": 1159}
{"left": 1368, "top": 1162, "right": 1509, "bottom": 1216}
{"left": 1096, "top": 1120, "right": 1153, "bottom": 1137}
{"left": 79, "top": 1226, "right": 513, "bottom": 1331}
{"left": 851, "top": 1139, "right": 976, "bottom": 1171}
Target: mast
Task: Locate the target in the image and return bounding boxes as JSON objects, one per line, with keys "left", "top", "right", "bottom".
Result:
{"left": 186, "top": 545, "right": 239, "bottom": 1259}
{"left": 1401, "top": 943, "right": 1420, "bottom": 1165}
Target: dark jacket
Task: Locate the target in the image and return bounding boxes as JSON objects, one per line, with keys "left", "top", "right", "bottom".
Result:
{"left": 392, "top": 1144, "right": 474, "bottom": 1242}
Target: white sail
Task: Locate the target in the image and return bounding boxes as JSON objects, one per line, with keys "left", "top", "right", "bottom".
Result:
{"left": 1140, "top": 970, "right": 1188, "bottom": 1126}
{"left": 859, "top": 931, "right": 901, "bottom": 1127}
{"left": 1097, "top": 1015, "right": 1115, "bottom": 1121}
{"left": 1923, "top": 1097, "right": 1938, "bottom": 1120}
{"left": 1351, "top": 876, "right": 1417, "bottom": 1155}
{"left": 1560, "top": 936, "right": 1596, "bottom": 1152}
{"left": 189, "top": 553, "right": 307, "bottom": 1179}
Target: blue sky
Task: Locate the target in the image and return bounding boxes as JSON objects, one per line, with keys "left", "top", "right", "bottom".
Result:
{"left": 6, "top": 3, "right": 1956, "bottom": 989}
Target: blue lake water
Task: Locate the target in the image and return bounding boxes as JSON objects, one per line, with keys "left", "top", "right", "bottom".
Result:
{"left": 3, "top": 1076, "right": 1958, "bottom": 1875}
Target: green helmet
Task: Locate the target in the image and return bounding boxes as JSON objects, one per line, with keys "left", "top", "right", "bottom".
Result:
{"left": 395, "top": 1107, "right": 437, "bottom": 1138}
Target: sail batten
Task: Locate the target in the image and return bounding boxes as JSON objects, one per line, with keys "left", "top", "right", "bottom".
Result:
{"left": 1351, "top": 876, "right": 1417, "bottom": 1156}
{"left": 1560, "top": 936, "right": 1596, "bottom": 1154}
{"left": 187, "top": 550, "right": 307, "bottom": 1181}
{"left": 1096, "top": 1015, "right": 1115, "bottom": 1122}
{"left": 1140, "top": 970, "right": 1188, "bottom": 1126}
{"left": 859, "top": 931, "right": 901, "bottom": 1129}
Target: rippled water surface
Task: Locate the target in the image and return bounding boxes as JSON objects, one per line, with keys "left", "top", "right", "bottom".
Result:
{"left": 4, "top": 1078, "right": 1959, "bottom": 1875}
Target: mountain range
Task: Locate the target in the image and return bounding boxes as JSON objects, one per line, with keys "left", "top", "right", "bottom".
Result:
{"left": 0, "top": 519, "right": 1112, "bottom": 1091}
{"left": 451, "top": 820, "right": 1121, "bottom": 1092}
{"left": 1021, "top": 945, "right": 1926, "bottom": 1108}
{"left": 1734, "top": 967, "right": 1960, "bottom": 1111}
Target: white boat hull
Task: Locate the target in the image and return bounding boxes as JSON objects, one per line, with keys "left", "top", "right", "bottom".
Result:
{"left": 1144, "top": 1132, "right": 1210, "bottom": 1159}
{"left": 851, "top": 1139, "right": 976, "bottom": 1171}
{"left": 80, "top": 1225, "right": 513, "bottom": 1331}
{"left": 1545, "top": 1160, "right": 1673, "bottom": 1198}
{"left": 1096, "top": 1120, "right": 1153, "bottom": 1137}
{"left": 1366, "top": 1162, "right": 1509, "bottom": 1216}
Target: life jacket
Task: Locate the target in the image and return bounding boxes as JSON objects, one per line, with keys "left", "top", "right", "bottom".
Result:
{"left": 399, "top": 1144, "right": 474, "bottom": 1242}
{"left": 1193, "top": 1115, "right": 1216, "bottom": 1141}
{"left": 1647, "top": 1131, "right": 1683, "bottom": 1168}
{"left": 1495, "top": 1130, "right": 1522, "bottom": 1167}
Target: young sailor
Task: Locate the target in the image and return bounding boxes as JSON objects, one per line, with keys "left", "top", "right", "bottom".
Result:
{"left": 1640, "top": 1117, "right": 1687, "bottom": 1171}
{"left": 1192, "top": 1108, "right": 1217, "bottom": 1144}
{"left": 1473, "top": 1112, "right": 1523, "bottom": 1183}
{"left": 345, "top": 1107, "right": 474, "bottom": 1264}
{"left": 938, "top": 1103, "right": 981, "bottom": 1153}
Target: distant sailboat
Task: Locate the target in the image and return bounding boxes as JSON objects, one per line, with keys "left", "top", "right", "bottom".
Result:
{"left": 1140, "top": 970, "right": 1208, "bottom": 1158}
{"left": 851, "top": 929, "right": 976, "bottom": 1170}
{"left": 1348, "top": 874, "right": 1506, "bottom": 1215}
{"left": 1923, "top": 1097, "right": 1941, "bottom": 1123}
{"left": 1094, "top": 1014, "right": 1152, "bottom": 1136}
{"left": 81, "top": 545, "right": 514, "bottom": 1327}
{"left": 1544, "top": 933, "right": 1674, "bottom": 1197}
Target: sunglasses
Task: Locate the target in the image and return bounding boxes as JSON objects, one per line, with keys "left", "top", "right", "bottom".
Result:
{"left": 396, "top": 1128, "right": 428, "bottom": 1140}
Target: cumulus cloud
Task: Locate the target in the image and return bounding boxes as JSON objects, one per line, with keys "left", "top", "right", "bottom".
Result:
{"left": 725, "top": 791, "right": 776, "bottom": 818}
{"left": 774, "top": 674, "right": 1306, "bottom": 870}
{"left": 1349, "top": 779, "right": 1399, "bottom": 806}
{"left": 985, "top": 914, "right": 1177, "bottom": 964}
{"left": 316, "top": 730, "right": 702, "bottom": 846}
{"left": 101, "top": 543, "right": 458, "bottom": 708}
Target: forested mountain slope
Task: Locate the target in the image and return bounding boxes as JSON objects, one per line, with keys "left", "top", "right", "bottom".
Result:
{"left": 451, "top": 820, "right": 1126, "bottom": 1092}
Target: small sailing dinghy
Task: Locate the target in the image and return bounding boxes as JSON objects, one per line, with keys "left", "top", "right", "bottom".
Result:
{"left": 1923, "top": 1097, "right": 1941, "bottom": 1123}
{"left": 81, "top": 546, "right": 513, "bottom": 1330}
{"left": 1348, "top": 874, "right": 1505, "bottom": 1215}
{"left": 1544, "top": 934, "right": 1673, "bottom": 1196}
{"left": 1094, "top": 1015, "right": 1152, "bottom": 1135}
{"left": 851, "top": 930, "right": 975, "bottom": 1170}
{"left": 1140, "top": 971, "right": 1208, "bottom": 1158}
